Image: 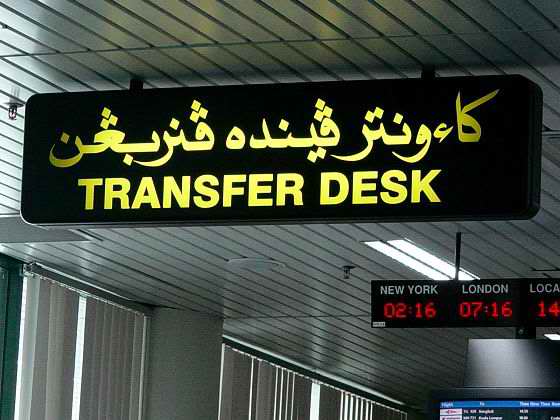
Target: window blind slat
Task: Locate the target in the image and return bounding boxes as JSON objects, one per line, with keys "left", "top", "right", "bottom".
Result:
{"left": 107, "top": 306, "right": 123, "bottom": 418}
{"left": 219, "top": 346, "right": 405, "bottom": 420}
{"left": 79, "top": 298, "right": 145, "bottom": 420}
{"left": 220, "top": 347, "right": 235, "bottom": 420}
{"left": 82, "top": 299, "right": 104, "bottom": 420}
{"left": 118, "top": 311, "right": 135, "bottom": 420}
{"left": 232, "top": 350, "right": 252, "bottom": 420}
{"left": 293, "top": 375, "right": 311, "bottom": 420}
{"left": 16, "top": 275, "right": 40, "bottom": 420}
{"left": 319, "top": 385, "right": 340, "bottom": 420}
{"left": 29, "top": 280, "right": 51, "bottom": 420}
{"left": 25, "top": 281, "right": 78, "bottom": 420}
{"left": 128, "top": 313, "right": 145, "bottom": 420}
{"left": 250, "top": 358, "right": 259, "bottom": 419}
{"left": 16, "top": 274, "right": 147, "bottom": 420}
{"left": 255, "top": 360, "right": 276, "bottom": 420}
{"left": 47, "top": 285, "right": 78, "bottom": 419}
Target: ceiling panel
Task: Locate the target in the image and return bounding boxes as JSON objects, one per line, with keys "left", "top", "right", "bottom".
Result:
{"left": 193, "top": 45, "right": 275, "bottom": 84}
{"left": 184, "top": 0, "right": 278, "bottom": 42}
{"left": 129, "top": 49, "right": 213, "bottom": 86}
{"left": 223, "top": 44, "right": 305, "bottom": 83}
{"left": 0, "top": 28, "right": 54, "bottom": 54}
{"left": 164, "top": 47, "right": 243, "bottom": 85}
{"left": 1, "top": 58, "right": 61, "bottom": 93}
{"left": 111, "top": 0, "right": 211, "bottom": 45}
{"left": 68, "top": 52, "right": 147, "bottom": 89}
{"left": 261, "top": 1, "right": 342, "bottom": 39}
{"left": 357, "top": 38, "right": 419, "bottom": 75}
{"left": 73, "top": 0, "right": 181, "bottom": 47}
{"left": 295, "top": 0, "right": 379, "bottom": 38}
{"left": 147, "top": 0, "right": 244, "bottom": 44}
{"left": 1, "top": 0, "right": 560, "bottom": 410}
{"left": 256, "top": 42, "right": 338, "bottom": 82}
{"left": 6, "top": 55, "right": 92, "bottom": 91}
{"left": 336, "top": 0, "right": 412, "bottom": 36}
{"left": 225, "top": 0, "right": 311, "bottom": 41}
{"left": 374, "top": 0, "right": 450, "bottom": 35}
{"left": 323, "top": 39, "right": 402, "bottom": 79}
{"left": 489, "top": 0, "right": 555, "bottom": 30}
{"left": 2, "top": 0, "right": 116, "bottom": 50}
{"left": 449, "top": 0, "right": 519, "bottom": 32}
{"left": 529, "top": 0, "right": 560, "bottom": 27}
{"left": 0, "top": 2, "right": 83, "bottom": 52}
{"left": 97, "top": 50, "right": 182, "bottom": 88}
{"left": 289, "top": 41, "right": 367, "bottom": 80}
{"left": 35, "top": 0, "right": 149, "bottom": 48}
{"left": 35, "top": 54, "right": 122, "bottom": 91}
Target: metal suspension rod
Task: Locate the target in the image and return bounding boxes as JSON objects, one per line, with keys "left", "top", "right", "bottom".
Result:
{"left": 454, "top": 231, "right": 462, "bottom": 280}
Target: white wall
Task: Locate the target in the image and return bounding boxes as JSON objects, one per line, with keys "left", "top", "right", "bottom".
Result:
{"left": 145, "top": 308, "right": 223, "bottom": 420}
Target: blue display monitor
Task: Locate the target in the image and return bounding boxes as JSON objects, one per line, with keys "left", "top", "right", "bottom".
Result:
{"left": 430, "top": 389, "right": 560, "bottom": 420}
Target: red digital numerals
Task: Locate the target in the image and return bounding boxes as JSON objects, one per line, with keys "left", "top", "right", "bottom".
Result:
{"left": 383, "top": 302, "right": 436, "bottom": 319}
{"left": 458, "top": 301, "right": 513, "bottom": 319}
{"left": 537, "top": 300, "right": 560, "bottom": 318}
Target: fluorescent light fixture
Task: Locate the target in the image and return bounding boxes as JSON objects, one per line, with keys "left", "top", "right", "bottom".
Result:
{"left": 364, "top": 239, "right": 478, "bottom": 281}
{"left": 389, "top": 240, "right": 477, "bottom": 281}
{"left": 365, "top": 241, "right": 449, "bottom": 280}
{"left": 544, "top": 333, "right": 560, "bottom": 341}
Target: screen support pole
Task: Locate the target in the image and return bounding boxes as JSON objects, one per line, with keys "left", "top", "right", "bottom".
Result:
{"left": 421, "top": 65, "right": 436, "bottom": 80}
{"left": 454, "top": 232, "right": 462, "bottom": 281}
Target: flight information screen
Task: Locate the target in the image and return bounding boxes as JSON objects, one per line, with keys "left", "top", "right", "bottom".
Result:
{"left": 440, "top": 401, "right": 560, "bottom": 420}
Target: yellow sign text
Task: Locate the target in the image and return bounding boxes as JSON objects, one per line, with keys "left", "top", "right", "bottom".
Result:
{"left": 77, "top": 169, "right": 441, "bottom": 211}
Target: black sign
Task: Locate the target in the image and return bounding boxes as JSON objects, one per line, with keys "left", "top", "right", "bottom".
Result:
{"left": 21, "top": 75, "right": 542, "bottom": 226}
{"left": 371, "top": 279, "right": 521, "bottom": 328}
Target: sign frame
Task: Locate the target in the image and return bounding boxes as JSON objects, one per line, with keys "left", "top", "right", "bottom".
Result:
{"left": 21, "top": 75, "right": 542, "bottom": 227}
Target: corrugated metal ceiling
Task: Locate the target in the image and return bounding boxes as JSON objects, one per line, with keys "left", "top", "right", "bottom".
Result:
{"left": 2, "top": 0, "right": 560, "bottom": 409}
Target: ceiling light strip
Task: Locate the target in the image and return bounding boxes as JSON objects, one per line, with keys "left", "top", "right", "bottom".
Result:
{"left": 365, "top": 241, "right": 451, "bottom": 280}
{"left": 365, "top": 240, "right": 478, "bottom": 281}
{"left": 544, "top": 333, "right": 560, "bottom": 341}
{"left": 388, "top": 239, "right": 477, "bottom": 281}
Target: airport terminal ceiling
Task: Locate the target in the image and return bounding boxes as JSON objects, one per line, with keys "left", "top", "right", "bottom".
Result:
{"left": 1, "top": 0, "right": 560, "bottom": 410}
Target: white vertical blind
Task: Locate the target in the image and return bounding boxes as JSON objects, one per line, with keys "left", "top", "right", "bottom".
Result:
{"left": 293, "top": 373, "right": 311, "bottom": 420}
{"left": 16, "top": 275, "right": 78, "bottom": 420}
{"left": 79, "top": 298, "right": 146, "bottom": 420}
{"left": 220, "top": 346, "right": 252, "bottom": 420}
{"left": 319, "top": 385, "right": 340, "bottom": 420}
{"left": 254, "top": 359, "right": 276, "bottom": 420}
{"left": 220, "top": 346, "right": 313, "bottom": 420}
{"left": 219, "top": 346, "right": 406, "bottom": 420}
{"left": 339, "top": 392, "right": 408, "bottom": 420}
{"left": 15, "top": 274, "right": 147, "bottom": 420}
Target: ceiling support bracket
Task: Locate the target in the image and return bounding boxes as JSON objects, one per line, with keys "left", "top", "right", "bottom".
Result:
{"left": 421, "top": 65, "right": 436, "bottom": 80}
{"left": 129, "top": 78, "right": 144, "bottom": 91}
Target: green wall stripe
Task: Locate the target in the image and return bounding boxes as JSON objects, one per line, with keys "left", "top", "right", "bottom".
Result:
{"left": 0, "top": 255, "right": 23, "bottom": 420}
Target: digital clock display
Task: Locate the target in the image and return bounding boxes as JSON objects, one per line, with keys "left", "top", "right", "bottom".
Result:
{"left": 371, "top": 280, "right": 521, "bottom": 328}
{"left": 373, "top": 279, "right": 560, "bottom": 328}
{"left": 527, "top": 279, "right": 560, "bottom": 326}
